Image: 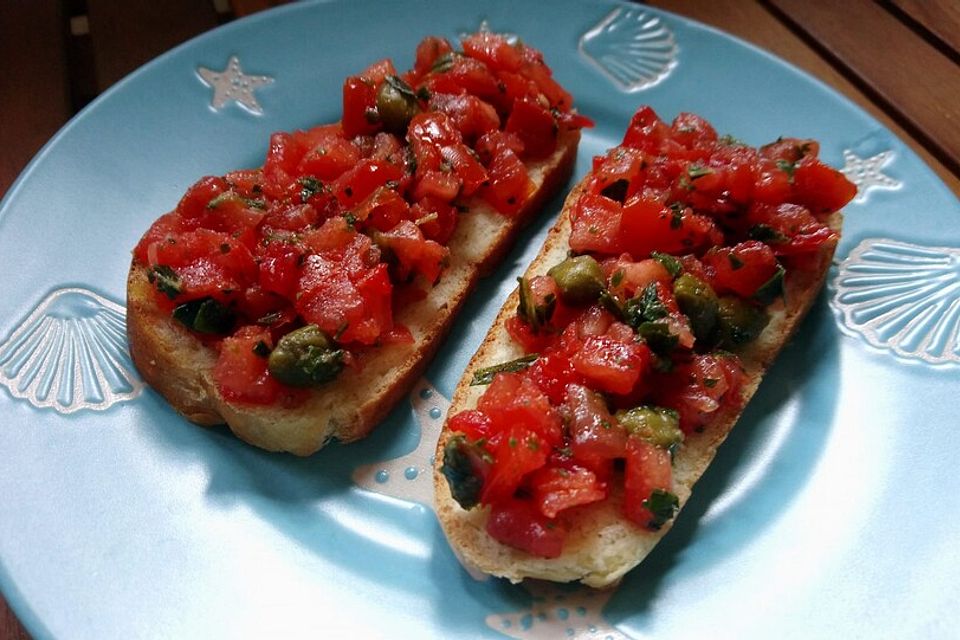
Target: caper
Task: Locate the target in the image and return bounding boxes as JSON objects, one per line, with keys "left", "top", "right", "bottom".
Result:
{"left": 376, "top": 76, "right": 419, "bottom": 134}
{"left": 673, "top": 272, "right": 719, "bottom": 342}
{"left": 547, "top": 255, "right": 605, "bottom": 305}
{"left": 267, "top": 324, "right": 344, "bottom": 387}
{"left": 717, "top": 296, "right": 770, "bottom": 346}
{"left": 616, "top": 406, "right": 683, "bottom": 449}
{"left": 441, "top": 434, "right": 492, "bottom": 511}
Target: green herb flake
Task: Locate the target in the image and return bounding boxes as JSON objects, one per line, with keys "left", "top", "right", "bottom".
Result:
{"left": 252, "top": 340, "right": 271, "bottom": 358}
{"left": 776, "top": 159, "right": 797, "bottom": 183}
{"left": 687, "top": 164, "right": 713, "bottom": 180}
{"left": 470, "top": 353, "right": 539, "bottom": 386}
{"left": 651, "top": 251, "right": 683, "bottom": 278}
{"left": 299, "top": 176, "right": 323, "bottom": 202}
{"left": 748, "top": 224, "right": 788, "bottom": 244}
{"left": 430, "top": 52, "right": 458, "bottom": 74}
{"left": 147, "top": 265, "right": 182, "bottom": 300}
{"left": 643, "top": 489, "right": 680, "bottom": 530}
{"left": 754, "top": 264, "right": 786, "bottom": 305}
{"left": 727, "top": 253, "right": 745, "bottom": 270}
{"left": 611, "top": 269, "right": 625, "bottom": 287}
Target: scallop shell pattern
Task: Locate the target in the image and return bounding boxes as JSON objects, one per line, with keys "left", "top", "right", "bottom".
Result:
{"left": 832, "top": 239, "right": 960, "bottom": 364}
{"left": 578, "top": 7, "right": 677, "bottom": 92}
{"left": 0, "top": 287, "right": 143, "bottom": 412}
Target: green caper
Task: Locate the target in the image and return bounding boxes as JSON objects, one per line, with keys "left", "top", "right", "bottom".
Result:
{"left": 376, "top": 76, "right": 419, "bottom": 134}
{"left": 616, "top": 406, "right": 683, "bottom": 449}
{"left": 717, "top": 296, "right": 770, "bottom": 346}
{"left": 267, "top": 324, "right": 344, "bottom": 387}
{"left": 673, "top": 272, "right": 719, "bottom": 342}
{"left": 441, "top": 434, "right": 492, "bottom": 510}
{"left": 547, "top": 255, "right": 605, "bottom": 305}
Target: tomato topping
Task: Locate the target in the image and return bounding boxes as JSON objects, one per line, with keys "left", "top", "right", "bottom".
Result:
{"left": 214, "top": 326, "right": 287, "bottom": 405}
{"left": 485, "top": 498, "right": 566, "bottom": 558}
{"left": 440, "top": 105, "right": 855, "bottom": 556}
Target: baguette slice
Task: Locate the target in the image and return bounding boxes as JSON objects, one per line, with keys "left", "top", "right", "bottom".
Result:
{"left": 433, "top": 170, "right": 842, "bottom": 588}
{"left": 127, "top": 128, "right": 579, "bottom": 456}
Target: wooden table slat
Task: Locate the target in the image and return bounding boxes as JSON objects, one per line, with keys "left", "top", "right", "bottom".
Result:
{"left": 85, "top": 0, "right": 221, "bottom": 91}
{"left": 0, "top": 0, "right": 70, "bottom": 198}
{"left": 767, "top": 0, "right": 960, "bottom": 175}
{"left": 888, "top": 0, "right": 960, "bottom": 60}
{"left": 647, "top": 0, "right": 960, "bottom": 196}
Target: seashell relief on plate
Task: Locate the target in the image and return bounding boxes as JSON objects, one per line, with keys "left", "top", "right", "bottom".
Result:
{"left": 579, "top": 7, "right": 677, "bottom": 92}
{"left": 832, "top": 239, "right": 960, "bottom": 364}
{"left": 0, "top": 287, "right": 143, "bottom": 413}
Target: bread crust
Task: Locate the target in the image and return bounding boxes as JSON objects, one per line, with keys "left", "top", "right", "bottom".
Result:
{"left": 432, "top": 179, "right": 842, "bottom": 588}
{"left": 127, "top": 130, "right": 580, "bottom": 456}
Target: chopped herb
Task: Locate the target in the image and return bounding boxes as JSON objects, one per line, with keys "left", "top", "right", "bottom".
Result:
{"left": 687, "top": 164, "right": 713, "bottom": 180}
{"left": 416, "top": 86, "right": 431, "bottom": 101}
{"left": 748, "top": 224, "right": 788, "bottom": 244}
{"left": 776, "top": 159, "right": 796, "bottom": 183}
{"left": 623, "top": 283, "right": 669, "bottom": 328}
{"left": 727, "top": 253, "right": 745, "bottom": 270}
{"left": 441, "top": 434, "right": 491, "bottom": 510}
{"left": 517, "top": 276, "right": 555, "bottom": 333}
{"left": 668, "top": 202, "right": 684, "bottom": 229}
{"left": 611, "top": 269, "right": 625, "bottom": 287}
{"left": 431, "top": 52, "right": 458, "bottom": 73}
{"left": 753, "top": 264, "right": 786, "bottom": 305}
{"left": 220, "top": 243, "right": 231, "bottom": 254}
{"left": 384, "top": 74, "right": 416, "bottom": 99}
{"left": 470, "top": 353, "right": 539, "bottom": 385}
{"left": 147, "top": 265, "right": 182, "bottom": 300}
{"left": 299, "top": 176, "right": 323, "bottom": 202}
{"left": 651, "top": 251, "right": 682, "bottom": 278}
{"left": 718, "top": 133, "right": 745, "bottom": 146}
{"left": 635, "top": 321, "right": 679, "bottom": 354}
{"left": 252, "top": 340, "right": 271, "bottom": 358}
{"left": 643, "top": 489, "right": 680, "bottom": 530}
{"left": 703, "top": 377, "right": 719, "bottom": 388}
{"left": 172, "top": 297, "right": 235, "bottom": 335}
{"left": 256, "top": 311, "right": 283, "bottom": 325}
{"left": 343, "top": 212, "right": 358, "bottom": 227}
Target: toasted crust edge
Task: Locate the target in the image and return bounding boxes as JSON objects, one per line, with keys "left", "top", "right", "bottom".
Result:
{"left": 126, "top": 129, "right": 580, "bottom": 456}
{"left": 432, "top": 177, "right": 842, "bottom": 587}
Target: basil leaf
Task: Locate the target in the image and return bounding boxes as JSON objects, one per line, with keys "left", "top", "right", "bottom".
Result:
{"left": 470, "top": 354, "right": 539, "bottom": 386}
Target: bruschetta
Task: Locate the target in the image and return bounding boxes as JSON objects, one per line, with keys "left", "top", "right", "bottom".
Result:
{"left": 433, "top": 105, "right": 856, "bottom": 587}
{"left": 127, "top": 32, "right": 589, "bottom": 455}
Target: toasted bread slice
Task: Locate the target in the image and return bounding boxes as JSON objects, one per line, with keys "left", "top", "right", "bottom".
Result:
{"left": 127, "top": 129, "right": 579, "bottom": 456}
{"left": 433, "top": 179, "right": 841, "bottom": 588}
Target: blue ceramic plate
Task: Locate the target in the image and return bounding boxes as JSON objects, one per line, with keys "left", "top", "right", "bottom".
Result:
{"left": 1, "top": 1, "right": 958, "bottom": 638}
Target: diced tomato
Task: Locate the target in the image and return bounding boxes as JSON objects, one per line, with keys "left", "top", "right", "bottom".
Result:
{"left": 590, "top": 146, "right": 647, "bottom": 201}
{"left": 652, "top": 352, "right": 743, "bottom": 433}
{"left": 341, "top": 76, "right": 380, "bottom": 138}
{"left": 505, "top": 97, "right": 558, "bottom": 159}
{"left": 214, "top": 326, "right": 286, "bottom": 405}
{"left": 571, "top": 334, "right": 651, "bottom": 396}
{"left": 413, "top": 36, "right": 454, "bottom": 79}
{"left": 481, "top": 424, "right": 550, "bottom": 506}
{"left": 175, "top": 176, "right": 229, "bottom": 219}
{"left": 569, "top": 193, "right": 623, "bottom": 254}
{"left": 485, "top": 498, "right": 566, "bottom": 558}
{"left": 529, "top": 463, "right": 607, "bottom": 518}
{"left": 334, "top": 159, "right": 405, "bottom": 208}
{"left": 617, "top": 194, "right": 723, "bottom": 258}
{"left": 410, "top": 196, "right": 458, "bottom": 244}
{"left": 257, "top": 239, "right": 303, "bottom": 298}
{"left": 429, "top": 94, "right": 500, "bottom": 142}
{"left": 792, "top": 156, "right": 857, "bottom": 213}
{"left": 623, "top": 438, "right": 673, "bottom": 528}
{"left": 378, "top": 220, "right": 449, "bottom": 283}
{"left": 448, "top": 409, "right": 493, "bottom": 442}
{"left": 422, "top": 55, "right": 500, "bottom": 102}
{"left": 479, "top": 372, "right": 563, "bottom": 448}
{"left": 353, "top": 186, "right": 411, "bottom": 232}
{"left": 670, "top": 112, "right": 718, "bottom": 149}
{"left": 505, "top": 315, "right": 558, "bottom": 353}
{"left": 703, "top": 240, "right": 779, "bottom": 298}
{"left": 525, "top": 350, "right": 585, "bottom": 405}
{"left": 461, "top": 32, "right": 523, "bottom": 72}
{"left": 412, "top": 169, "right": 462, "bottom": 202}
{"left": 564, "top": 384, "right": 628, "bottom": 465}
{"left": 517, "top": 43, "right": 572, "bottom": 111}
{"left": 621, "top": 105, "right": 670, "bottom": 152}
{"left": 440, "top": 143, "right": 490, "bottom": 196}
{"left": 602, "top": 255, "right": 672, "bottom": 299}
{"left": 262, "top": 132, "right": 309, "bottom": 199}
{"left": 148, "top": 228, "right": 258, "bottom": 304}
{"left": 482, "top": 144, "right": 533, "bottom": 215}
{"left": 296, "top": 126, "right": 361, "bottom": 181}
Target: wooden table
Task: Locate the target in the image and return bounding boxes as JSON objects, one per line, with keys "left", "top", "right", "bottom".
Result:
{"left": 1, "top": 1, "right": 957, "bottom": 638}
